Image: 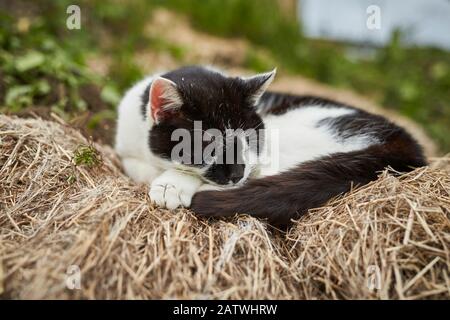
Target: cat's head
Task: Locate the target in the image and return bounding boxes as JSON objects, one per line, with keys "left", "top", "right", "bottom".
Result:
{"left": 147, "top": 66, "right": 275, "bottom": 187}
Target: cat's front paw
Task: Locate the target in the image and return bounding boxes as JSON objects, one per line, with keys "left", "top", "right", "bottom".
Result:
{"left": 149, "top": 182, "right": 193, "bottom": 209}
{"left": 149, "top": 170, "right": 202, "bottom": 210}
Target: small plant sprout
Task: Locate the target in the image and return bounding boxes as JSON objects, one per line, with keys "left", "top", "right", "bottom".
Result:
{"left": 73, "top": 144, "right": 102, "bottom": 168}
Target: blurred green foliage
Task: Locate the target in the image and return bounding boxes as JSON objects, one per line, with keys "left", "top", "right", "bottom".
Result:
{"left": 157, "top": 0, "right": 301, "bottom": 59}
{"left": 0, "top": 0, "right": 449, "bottom": 151}
{"left": 0, "top": 12, "right": 93, "bottom": 115}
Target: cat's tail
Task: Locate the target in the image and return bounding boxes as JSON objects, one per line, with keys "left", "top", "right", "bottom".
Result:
{"left": 190, "top": 140, "right": 426, "bottom": 228}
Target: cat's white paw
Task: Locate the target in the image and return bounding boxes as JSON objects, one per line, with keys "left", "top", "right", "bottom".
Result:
{"left": 149, "top": 182, "right": 192, "bottom": 209}
{"left": 149, "top": 170, "right": 202, "bottom": 210}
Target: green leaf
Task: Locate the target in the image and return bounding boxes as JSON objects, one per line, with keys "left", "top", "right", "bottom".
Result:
{"left": 15, "top": 51, "right": 45, "bottom": 72}
{"left": 5, "top": 85, "right": 33, "bottom": 107}
{"left": 35, "top": 80, "right": 51, "bottom": 94}
{"left": 100, "top": 85, "right": 121, "bottom": 105}
{"left": 75, "top": 98, "right": 87, "bottom": 112}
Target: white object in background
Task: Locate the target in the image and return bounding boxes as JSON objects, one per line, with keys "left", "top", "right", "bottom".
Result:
{"left": 299, "top": 0, "right": 450, "bottom": 50}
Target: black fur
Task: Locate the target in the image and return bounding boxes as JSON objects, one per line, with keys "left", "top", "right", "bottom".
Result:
{"left": 140, "top": 83, "right": 152, "bottom": 119}
{"left": 257, "top": 91, "right": 352, "bottom": 115}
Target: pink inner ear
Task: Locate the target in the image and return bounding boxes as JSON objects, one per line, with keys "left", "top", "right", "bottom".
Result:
{"left": 150, "top": 82, "right": 163, "bottom": 121}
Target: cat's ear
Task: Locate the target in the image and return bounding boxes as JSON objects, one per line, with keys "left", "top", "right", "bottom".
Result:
{"left": 243, "top": 68, "right": 276, "bottom": 105}
{"left": 149, "top": 77, "right": 183, "bottom": 123}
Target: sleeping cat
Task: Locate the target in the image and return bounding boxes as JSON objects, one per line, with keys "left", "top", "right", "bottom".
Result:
{"left": 115, "top": 66, "right": 426, "bottom": 227}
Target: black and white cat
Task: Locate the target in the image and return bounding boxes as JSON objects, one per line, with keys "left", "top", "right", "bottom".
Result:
{"left": 115, "top": 66, "right": 426, "bottom": 227}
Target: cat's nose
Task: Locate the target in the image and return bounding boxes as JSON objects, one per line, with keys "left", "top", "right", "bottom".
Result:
{"left": 229, "top": 165, "right": 244, "bottom": 183}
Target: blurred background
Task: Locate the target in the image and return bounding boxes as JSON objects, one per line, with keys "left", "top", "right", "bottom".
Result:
{"left": 0, "top": 0, "right": 449, "bottom": 152}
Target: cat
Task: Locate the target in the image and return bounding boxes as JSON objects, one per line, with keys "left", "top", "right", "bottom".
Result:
{"left": 115, "top": 65, "right": 426, "bottom": 228}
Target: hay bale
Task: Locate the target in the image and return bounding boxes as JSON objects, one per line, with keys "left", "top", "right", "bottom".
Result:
{"left": 0, "top": 115, "right": 449, "bottom": 299}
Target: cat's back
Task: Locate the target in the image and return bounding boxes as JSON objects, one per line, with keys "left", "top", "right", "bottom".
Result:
{"left": 258, "top": 91, "right": 417, "bottom": 175}
{"left": 115, "top": 76, "right": 154, "bottom": 158}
